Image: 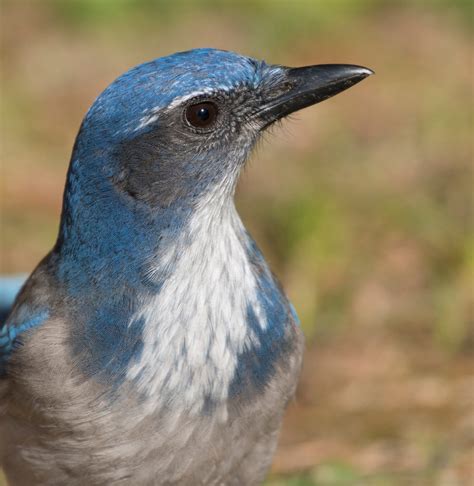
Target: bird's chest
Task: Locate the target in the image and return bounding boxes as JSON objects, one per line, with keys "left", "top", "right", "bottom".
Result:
{"left": 125, "top": 216, "right": 291, "bottom": 416}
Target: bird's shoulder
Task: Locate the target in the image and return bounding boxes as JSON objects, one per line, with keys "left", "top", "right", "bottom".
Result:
{"left": 0, "top": 254, "right": 60, "bottom": 378}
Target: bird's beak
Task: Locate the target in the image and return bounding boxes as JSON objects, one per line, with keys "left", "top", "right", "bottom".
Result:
{"left": 258, "top": 64, "right": 374, "bottom": 128}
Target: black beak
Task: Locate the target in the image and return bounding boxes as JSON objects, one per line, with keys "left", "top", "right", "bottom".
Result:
{"left": 258, "top": 64, "right": 374, "bottom": 127}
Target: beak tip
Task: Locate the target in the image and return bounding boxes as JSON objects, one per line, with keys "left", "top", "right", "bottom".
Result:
{"left": 346, "top": 66, "right": 374, "bottom": 87}
{"left": 351, "top": 66, "right": 375, "bottom": 78}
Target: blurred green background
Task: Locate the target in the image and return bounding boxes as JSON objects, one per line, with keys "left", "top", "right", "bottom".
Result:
{"left": 1, "top": 0, "right": 472, "bottom": 484}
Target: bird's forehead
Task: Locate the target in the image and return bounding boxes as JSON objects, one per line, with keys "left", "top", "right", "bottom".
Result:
{"left": 82, "top": 49, "right": 276, "bottom": 139}
{"left": 105, "top": 49, "right": 265, "bottom": 111}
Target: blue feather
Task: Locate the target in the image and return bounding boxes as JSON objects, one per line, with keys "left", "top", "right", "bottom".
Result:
{"left": 0, "top": 274, "right": 27, "bottom": 322}
{"left": 0, "top": 310, "right": 49, "bottom": 374}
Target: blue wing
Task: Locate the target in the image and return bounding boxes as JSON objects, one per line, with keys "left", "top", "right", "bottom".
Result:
{"left": 0, "top": 274, "right": 49, "bottom": 375}
{"left": 0, "top": 274, "right": 28, "bottom": 323}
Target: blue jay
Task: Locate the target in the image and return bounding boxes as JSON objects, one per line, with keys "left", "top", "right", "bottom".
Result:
{"left": 0, "top": 49, "right": 372, "bottom": 485}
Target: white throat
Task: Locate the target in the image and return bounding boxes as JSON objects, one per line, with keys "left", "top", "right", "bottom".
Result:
{"left": 126, "top": 197, "right": 268, "bottom": 416}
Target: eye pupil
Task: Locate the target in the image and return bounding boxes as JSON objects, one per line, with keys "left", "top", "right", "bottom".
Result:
{"left": 197, "top": 107, "right": 209, "bottom": 121}
{"left": 185, "top": 102, "right": 218, "bottom": 129}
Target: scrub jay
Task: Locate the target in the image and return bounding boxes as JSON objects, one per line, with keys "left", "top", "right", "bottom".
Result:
{"left": 0, "top": 48, "right": 372, "bottom": 485}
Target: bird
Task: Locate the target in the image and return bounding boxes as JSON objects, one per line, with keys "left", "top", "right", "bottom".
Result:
{"left": 0, "top": 48, "right": 372, "bottom": 485}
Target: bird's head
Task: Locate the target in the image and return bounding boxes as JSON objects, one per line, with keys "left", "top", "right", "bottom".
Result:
{"left": 73, "top": 48, "right": 372, "bottom": 209}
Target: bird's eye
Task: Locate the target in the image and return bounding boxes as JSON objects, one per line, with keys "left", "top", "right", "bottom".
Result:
{"left": 185, "top": 102, "right": 218, "bottom": 129}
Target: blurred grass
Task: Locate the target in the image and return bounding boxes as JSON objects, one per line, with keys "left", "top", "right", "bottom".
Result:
{"left": 1, "top": 0, "right": 473, "bottom": 484}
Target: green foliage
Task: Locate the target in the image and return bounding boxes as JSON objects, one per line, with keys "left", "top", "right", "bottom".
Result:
{"left": 266, "top": 461, "right": 423, "bottom": 485}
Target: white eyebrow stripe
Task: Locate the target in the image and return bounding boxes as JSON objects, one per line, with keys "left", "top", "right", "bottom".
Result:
{"left": 166, "top": 88, "right": 217, "bottom": 110}
{"left": 134, "top": 87, "right": 226, "bottom": 132}
{"left": 134, "top": 113, "right": 160, "bottom": 131}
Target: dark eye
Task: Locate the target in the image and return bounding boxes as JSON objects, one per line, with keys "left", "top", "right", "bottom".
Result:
{"left": 185, "top": 102, "right": 218, "bottom": 129}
